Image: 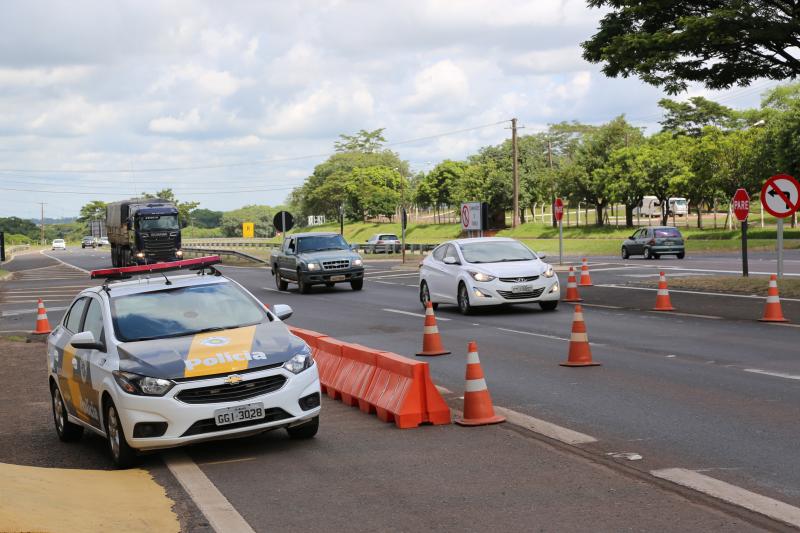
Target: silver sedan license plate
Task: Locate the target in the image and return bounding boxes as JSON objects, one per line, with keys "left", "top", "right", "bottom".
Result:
{"left": 214, "top": 402, "right": 264, "bottom": 426}
{"left": 512, "top": 284, "right": 533, "bottom": 293}
{"left": 330, "top": 275, "right": 345, "bottom": 282}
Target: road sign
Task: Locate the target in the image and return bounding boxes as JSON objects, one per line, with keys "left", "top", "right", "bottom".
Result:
{"left": 461, "top": 202, "right": 482, "bottom": 231}
{"left": 554, "top": 198, "right": 564, "bottom": 222}
{"left": 242, "top": 222, "right": 254, "bottom": 238}
{"left": 732, "top": 189, "right": 750, "bottom": 222}
{"left": 760, "top": 174, "right": 800, "bottom": 219}
{"left": 273, "top": 211, "right": 294, "bottom": 233}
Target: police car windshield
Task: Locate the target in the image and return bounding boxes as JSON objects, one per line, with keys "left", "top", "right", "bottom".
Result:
{"left": 459, "top": 241, "right": 536, "bottom": 263}
{"left": 138, "top": 214, "right": 179, "bottom": 231}
{"left": 111, "top": 283, "right": 268, "bottom": 342}
{"left": 297, "top": 235, "right": 348, "bottom": 253}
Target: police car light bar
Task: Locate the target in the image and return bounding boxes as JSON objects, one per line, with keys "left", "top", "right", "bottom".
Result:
{"left": 90, "top": 256, "right": 222, "bottom": 279}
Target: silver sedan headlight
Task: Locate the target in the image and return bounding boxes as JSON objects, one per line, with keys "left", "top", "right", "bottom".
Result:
{"left": 543, "top": 266, "right": 555, "bottom": 278}
{"left": 469, "top": 271, "right": 496, "bottom": 282}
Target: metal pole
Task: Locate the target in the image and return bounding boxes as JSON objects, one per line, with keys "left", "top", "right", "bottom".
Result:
{"left": 558, "top": 218, "right": 563, "bottom": 265}
{"left": 511, "top": 118, "right": 519, "bottom": 227}
{"left": 282, "top": 212, "right": 287, "bottom": 243}
{"left": 741, "top": 219, "right": 748, "bottom": 277}
{"left": 401, "top": 208, "right": 406, "bottom": 264}
{"left": 777, "top": 217, "right": 784, "bottom": 278}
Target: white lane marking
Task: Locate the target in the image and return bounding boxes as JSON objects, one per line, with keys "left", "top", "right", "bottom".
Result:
{"left": 595, "top": 283, "right": 800, "bottom": 302}
{"left": 433, "top": 385, "right": 598, "bottom": 445}
{"left": 620, "top": 274, "right": 663, "bottom": 278}
{"left": 493, "top": 406, "right": 598, "bottom": 445}
{"left": 651, "top": 468, "right": 800, "bottom": 528}
{"left": 564, "top": 302, "right": 623, "bottom": 310}
{"left": 261, "top": 287, "right": 280, "bottom": 292}
{"left": 660, "top": 266, "right": 800, "bottom": 278}
{"left": 496, "top": 327, "right": 568, "bottom": 342}
{"left": 382, "top": 308, "right": 451, "bottom": 321}
{"left": 766, "top": 322, "right": 800, "bottom": 329}
{"left": 0, "top": 306, "right": 69, "bottom": 317}
{"left": 367, "top": 272, "right": 418, "bottom": 279}
{"left": 372, "top": 280, "right": 400, "bottom": 285}
{"left": 406, "top": 284, "right": 418, "bottom": 287}
{"left": 40, "top": 251, "right": 91, "bottom": 273}
{"left": 163, "top": 450, "right": 256, "bottom": 533}
{"left": 647, "top": 310, "right": 722, "bottom": 320}
{"left": 743, "top": 368, "right": 800, "bottom": 381}
{"left": 4, "top": 285, "right": 92, "bottom": 292}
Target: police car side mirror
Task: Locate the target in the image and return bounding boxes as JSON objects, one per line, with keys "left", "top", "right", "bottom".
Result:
{"left": 273, "top": 304, "right": 293, "bottom": 321}
{"left": 70, "top": 331, "right": 105, "bottom": 352}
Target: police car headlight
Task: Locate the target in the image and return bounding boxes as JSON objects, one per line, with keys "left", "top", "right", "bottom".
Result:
{"left": 113, "top": 371, "right": 174, "bottom": 396}
{"left": 543, "top": 266, "right": 555, "bottom": 278}
{"left": 352, "top": 258, "right": 363, "bottom": 267}
{"left": 306, "top": 262, "right": 320, "bottom": 271}
{"left": 283, "top": 351, "right": 313, "bottom": 374}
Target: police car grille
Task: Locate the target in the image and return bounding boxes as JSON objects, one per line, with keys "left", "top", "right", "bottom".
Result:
{"left": 497, "top": 287, "right": 546, "bottom": 300}
{"left": 175, "top": 375, "right": 287, "bottom": 404}
{"left": 181, "top": 408, "right": 292, "bottom": 437}
{"left": 499, "top": 275, "right": 539, "bottom": 283}
{"left": 322, "top": 259, "right": 349, "bottom": 270}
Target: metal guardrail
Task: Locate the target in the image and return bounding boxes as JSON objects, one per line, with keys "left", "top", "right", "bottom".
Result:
{"left": 182, "top": 247, "right": 268, "bottom": 264}
{"left": 2, "top": 244, "right": 30, "bottom": 261}
{"left": 183, "top": 239, "right": 436, "bottom": 255}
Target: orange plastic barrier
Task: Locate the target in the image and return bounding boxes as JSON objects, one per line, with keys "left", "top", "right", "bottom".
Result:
{"left": 288, "top": 326, "right": 450, "bottom": 429}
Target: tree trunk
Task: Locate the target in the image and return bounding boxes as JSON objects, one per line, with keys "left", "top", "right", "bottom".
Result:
{"left": 625, "top": 204, "right": 634, "bottom": 227}
{"left": 595, "top": 204, "right": 605, "bottom": 226}
{"left": 696, "top": 204, "right": 703, "bottom": 229}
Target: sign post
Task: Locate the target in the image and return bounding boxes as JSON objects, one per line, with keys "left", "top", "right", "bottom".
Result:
{"left": 401, "top": 207, "right": 407, "bottom": 264}
{"left": 760, "top": 174, "right": 800, "bottom": 278}
{"left": 732, "top": 189, "right": 750, "bottom": 277}
{"left": 553, "top": 198, "right": 564, "bottom": 265}
{"left": 461, "top": 202, "right": 482, "bottom": 237}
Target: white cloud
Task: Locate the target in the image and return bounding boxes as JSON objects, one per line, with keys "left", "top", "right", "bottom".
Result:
{"left": 0, "top": 66, "right": 94, "bottom": 87}
{"left": 149, "top": 65, "right": 250, "bottom": 97}
{"left": 404, "top": 60, "right": 471, "bottom": 111}
{"left": 149, "top": 108, "right": 203, "bottom": 133}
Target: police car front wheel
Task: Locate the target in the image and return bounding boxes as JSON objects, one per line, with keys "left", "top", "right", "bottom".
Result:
{"left": 286, "top": 416, "right": 319, "bottom": 439}
{"left": 51, "top": 385, "right": 83, "bottom": 442}
{"left": 105, "top": 401, "right": 137, "bottom": 469}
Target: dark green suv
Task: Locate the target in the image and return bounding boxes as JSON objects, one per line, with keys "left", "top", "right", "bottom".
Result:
{"left": 622, "top": 226, "right": 685, "bottom": 259}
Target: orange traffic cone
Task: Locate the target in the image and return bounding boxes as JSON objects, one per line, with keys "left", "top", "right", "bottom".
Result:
{"left": 456, "top": 341, "right": 505, "bottom": 426}
{"left": 563, "top": 266, "right": 583, "bottom": 302}
{"left": 653, "top": 271, "right": 675, "bottom": 311}
{"left": 760, "top": 274, "right": 788, "bottom": 322}
{"left": 560, "top": 304, "right": 600, "bottom": 367}
{"left": 416, "top": 301, "right": 450, "bottom": 356}
{"left": 578, "top": 257, "right": 593, "bottom": 286}
{"left": 32, "top": 298, "right": 52, "bottom": 335}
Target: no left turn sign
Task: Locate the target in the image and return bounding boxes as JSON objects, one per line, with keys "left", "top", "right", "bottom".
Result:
{"left": 761, "top": 174, "right": 800, "bottom": 219}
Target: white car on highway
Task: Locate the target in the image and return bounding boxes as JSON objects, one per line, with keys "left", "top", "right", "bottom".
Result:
{"left": 47, "top": 257, "right": 321, "bottom": 468}
{"left": 51, "top": 239, "right": 66, "bottom": 250}
{"left": 419, "top": 237, "right": 560, "bottom": 314}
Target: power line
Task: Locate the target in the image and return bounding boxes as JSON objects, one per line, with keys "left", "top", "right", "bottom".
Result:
{"left": 0, "top": 185, "right": 298, "bottom": 196}
{"left": 0, "top": 121, "right": 509, "bottom": 175}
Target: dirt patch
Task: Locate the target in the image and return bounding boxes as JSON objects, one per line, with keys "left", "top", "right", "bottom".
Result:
{"left": 643, "top": 275, "right": 800, "bottom": 298}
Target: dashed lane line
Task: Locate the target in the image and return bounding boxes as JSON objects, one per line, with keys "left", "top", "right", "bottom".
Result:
{"left": 40, "top": 251, "right": 91, "bottom": 273}
{"left": 163, "top": 450, "right": 256, "bottom": 533}
{"left": 647, "top": 310, "right": 723, "bottom": 320}
{"left": 496, "top": 327, "right": 569, "bottom": 342}
{"left": 651, "top": 468, "right": 800, "bottom": 528}
{"left": 743, "top": 368, "right": 800, "bottom": 381}
{"left": 382, "top": 308, "right": 451, "bottom": 321}
{"left": 1, "top": 306, "right": 69, "bottom": 317}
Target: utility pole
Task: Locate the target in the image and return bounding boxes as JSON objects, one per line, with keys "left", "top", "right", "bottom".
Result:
{"left": 548, "top": 139, "right": 556, "bottom": 228}
{"left": 39, "top": 202, "right": 46, "bottom": 245}
{"left": 511, "top": 118, "right": 519, "bottom": 228}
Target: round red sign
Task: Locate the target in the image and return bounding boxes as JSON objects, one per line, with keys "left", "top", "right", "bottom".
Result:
{"left": 554, "top": 198, "right": 564, "bottom": 222}
{"left": 732, "top": 188, "right": 750, "bottom": 222}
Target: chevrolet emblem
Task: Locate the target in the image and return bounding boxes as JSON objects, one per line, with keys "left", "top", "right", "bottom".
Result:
{"left": 225, "top": 374, "right": 243, "bottom": 385}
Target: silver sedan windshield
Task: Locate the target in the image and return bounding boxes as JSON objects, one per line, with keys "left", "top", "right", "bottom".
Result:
{"left": 459, "top": 241, "right": 536, "bottom": 264}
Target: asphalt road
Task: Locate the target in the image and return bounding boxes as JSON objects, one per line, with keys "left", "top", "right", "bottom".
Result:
{"left": 2, "top": 247, "right": 799, "bottom": 530}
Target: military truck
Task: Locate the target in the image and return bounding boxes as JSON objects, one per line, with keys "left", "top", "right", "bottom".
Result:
{"left": 106, "top": 198, "right": 182, "bottom": 266}
{"left": 271, "top": 232, "right": 364, "bottom": 293}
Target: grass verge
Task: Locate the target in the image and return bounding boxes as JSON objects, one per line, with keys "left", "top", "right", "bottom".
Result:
{"left": 643, "top": 275, "right": 800, "bottom": 298}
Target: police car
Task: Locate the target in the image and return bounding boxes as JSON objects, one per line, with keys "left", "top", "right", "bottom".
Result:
{"left": 47, "top": 256, "right": 321, "bottom": 468}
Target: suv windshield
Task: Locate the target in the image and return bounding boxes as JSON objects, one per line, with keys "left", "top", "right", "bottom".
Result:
{"left": 111, "top": 282, "right": 268, "bottom": 342}
{"left": 459, "top": 241, "right": 536, "bottom": 263}
{"left": 297, "top": 234, "right": 349, "bottom": 253}
{"left": 138, "top": 214, "right": 179, "bottom": 231}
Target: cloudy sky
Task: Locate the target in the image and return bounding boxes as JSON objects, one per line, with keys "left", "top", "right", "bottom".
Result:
{"left": 0, "top": 0, "right": 778, "bottom": 220}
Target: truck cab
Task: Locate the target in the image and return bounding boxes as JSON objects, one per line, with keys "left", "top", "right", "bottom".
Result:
{"left": 107, "top": 199, "right": 182, "bottom": 267}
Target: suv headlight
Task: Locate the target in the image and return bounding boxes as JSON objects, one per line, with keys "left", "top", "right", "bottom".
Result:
{"left": 283, "top": 351, "right": 314, "bottom": 374}
{"left": 469, "top": 271, "right": 496, "bottom": 282}
{"left": 113, "top": 371, "right": 174, "bottom": 396}
{"left": 543, "top": 266, "right": 555, "bottom": 278}
{"left": 352, "top": 258, "right": 363, "bottom": 267}
{"left": 306, "top": 262, "right": 321, "bottom": 271}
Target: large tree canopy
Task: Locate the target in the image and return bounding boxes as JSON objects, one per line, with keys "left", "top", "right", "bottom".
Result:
{"left": 582, "top": 1, "right": 800, "bottom": 94}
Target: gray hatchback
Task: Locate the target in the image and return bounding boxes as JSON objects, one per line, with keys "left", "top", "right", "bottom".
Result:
{"left": 621, "top": 226, "right": 685, "bottom": 259}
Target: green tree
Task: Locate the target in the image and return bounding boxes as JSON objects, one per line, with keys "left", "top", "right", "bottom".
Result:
{"left": 344, "top": 167, "right": 405, "bottom": 221}
{"left": 640, "top": 133, "right": 693, "bottom": 225}
{"left": 190, "top": 208, "right": 223, "bottom": 229}
{"left": 414, "top": 160, "right": 466, "bottom": 223}
{"left": 583, "top": 1, "right": 800, "bottom": 94}
{"left": 334, "top": 128, "right": 387, "bottom": 153}
{"left": 220, "top": 205, "right": 279, "bottom": 237}
{"left": 658, "top": 97, "right": 735, "bottom": 136}
{"left": 77, "top": 201, "right": 108, "bottom": 223}
{"left": 140, "top": 189, "right": 200, "bottom": 228}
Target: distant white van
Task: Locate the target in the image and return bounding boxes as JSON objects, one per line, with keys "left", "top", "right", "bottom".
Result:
{"left": 636, "top": 196, "right": 688, "bottom": 217}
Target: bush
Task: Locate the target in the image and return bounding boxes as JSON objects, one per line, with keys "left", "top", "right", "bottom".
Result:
{"left": 182, "top": 226, "right": 225, "bottom": 238}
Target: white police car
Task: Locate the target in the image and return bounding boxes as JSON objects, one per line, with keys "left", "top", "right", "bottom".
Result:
{"left": 47, "top": 256, "right": 321, "bottom": 468}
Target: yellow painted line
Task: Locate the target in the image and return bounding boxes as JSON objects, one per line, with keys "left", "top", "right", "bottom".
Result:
{"left": 0, "top": 462, "right": 179, "bottom": 532}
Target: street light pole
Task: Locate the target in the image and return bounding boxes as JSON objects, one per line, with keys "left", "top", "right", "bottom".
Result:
{"left": 511, "top": 118, "right": 519, "bottom": 228}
